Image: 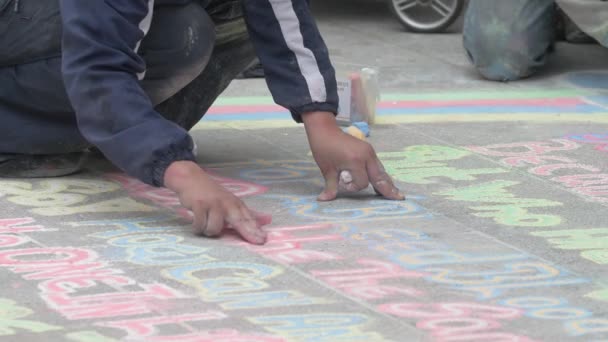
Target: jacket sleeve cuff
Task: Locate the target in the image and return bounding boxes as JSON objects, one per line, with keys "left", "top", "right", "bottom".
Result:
{"left": 290, "top": 102, "right": 339, "bottom": 123}
{"left": 149, "top": 135, "right": 197, "bottom": 187}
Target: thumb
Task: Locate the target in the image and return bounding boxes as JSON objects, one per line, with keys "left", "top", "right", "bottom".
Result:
{"left": 318, "top": 169, "right": 339, "bottom": 201}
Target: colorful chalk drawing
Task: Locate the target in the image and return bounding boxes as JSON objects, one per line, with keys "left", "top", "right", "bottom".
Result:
{"left": 379, "top": 145, "right": 564, "bottom": 227}
{"left": 1, "top": 85, "right": 608, "bottom": 340}
{"left": 0, "top": 298, "right": 62, "bottom": 336}
{"left": 107, "top": 172, "right": 269, "bottom": 220}
{"left": 467, "top": 138, "right": 608, "bottom": 204}
{"left": 194, "top": 89, "right": 608, "bottom": 130}
{"left": 566, "top": 133, "right": 608, "bottom": 152}
{"left": 336, "top": 224, "right": 608, "bottom": 339}
{"left": 0, "top": 179, "right": 156, "bottom": 216}
{"left": 268, "top": 195, "right": 431, "bottom": 222}
{"left": 531, "top": 229, "right": 608, "bottom": 265}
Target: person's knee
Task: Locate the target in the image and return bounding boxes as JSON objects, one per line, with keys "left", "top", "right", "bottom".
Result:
{"left": 140, "top": 3, "right": 216, "bottom": 103}
{"left": 172, "top": 4, "right": 216, "bottom": 77}
{"left": 464, "top": 40, "right": 545, "bottom": 82}
{"left": 462, "top": 0, "right": 554, "bottom": 82}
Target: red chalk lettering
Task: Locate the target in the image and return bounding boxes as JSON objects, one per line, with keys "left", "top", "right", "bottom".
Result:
{"left": 0, "top": 218, "right": 45, "bottom": 234}
{"left": 99, "top": 312, "right": 226, "bottom": 338}
{"left": 529, "top": 164, "right": 599, "bottom": 176}
{"left": 468, "top": 139, "right": 579, "bottom": 157}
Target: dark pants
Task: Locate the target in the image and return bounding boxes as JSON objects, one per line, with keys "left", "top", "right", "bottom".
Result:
{"left": 0, "top": 1, "right": 255, "bottom": 155}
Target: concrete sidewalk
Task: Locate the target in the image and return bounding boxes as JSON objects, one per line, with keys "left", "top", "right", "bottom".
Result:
{"left": 0, "top": 1, "right": 607, "bottom": 341}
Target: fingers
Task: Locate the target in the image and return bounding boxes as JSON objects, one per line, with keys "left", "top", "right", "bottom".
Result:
{"left": 318, "top": 169, "right": 339, "bottom": 201}
{"left": 203, "top": 206, "right": 225, "bottom": 237}
{"left": 191, "top": 205, "right": 209, "bottom": 235}
{"left": 252, "top": 211, "right": 273, "bottom": 226}
{"left": 227, "top": 205, "right": 267, "bottom": 245}
{"left": 367, "top": 157, "right": 405, "bottom": 200}
{"left": 191, "top": 199, "right": 270, "bottom": 245}
{"left": 339, "top": 168, "right": 369, "bottom": 192}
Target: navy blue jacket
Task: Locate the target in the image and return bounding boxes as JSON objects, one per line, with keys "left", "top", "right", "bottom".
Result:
{"left": 59, "top": 0, "right": 338, "bottom": 186}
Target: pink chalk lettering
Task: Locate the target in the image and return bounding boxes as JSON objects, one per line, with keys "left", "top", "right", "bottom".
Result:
{"left": 209, "top": 173, "right": 269, "bottom": 198}
{"left": 145, "top": 329, "right": 285, "bottom": 342}
{"left": 267, "top": 224, "right": 335, "bottom": 232}
{"left": 0, "top": 248, "right": 93, "bottom": 267}
{"left": 379, "top": 303, "right": 531, "bottom": 341}
{"left": 418, "top": 317, "right": 500, "bottom": 337}
{"left": 574, "top": 185, "right": 608, "bottom": 198}
{"left": 529, "top": 164, "right": 600, "bottom": 176}
{"left": 0, "top": 234, "right": 29, "bottom": 248}
{"left": 502, "top": 155, "right": 574, "bottom": 167}
{"left": 19, "top": 262, "right": 119, "bottom": 281}
{"left": 248, "top": 242, "right": 339, "bottom": 264}
{"left": 566, "top": 134, "right": 608, "bottom": 152}
{"left": 312, "top": 259, "right": 424, "bottom": 300}
{"left": 107, "top": 173, "right": 268, "bottom": 220}
{"left": 0, "top": 246, "right": 184, "bottom": 321}
{"left": 553, "top": 174, "right": 608, "bottom": 188}
{"left": 468, "top": 139, "right": 579, "bottom": 157}
{"left": 0, "top": 218, "right": 46, "bottom": 234}
{"left": 98, "top": 312, "right": 226, "bottom": 338}
{"left": 232, "top": 224, "right": 342, "bottom": 264}
{"left": 269, "top": 249, "right": 338, "bottom": 264}
{"left": 379, "top": 302, "right": 521, "bottom": 320}
{"left": 108, "top": 172, "right": 267, "bottom": 201}
{"left": 267, "top": 231, "right": 342, "bottom": 244}
{"left": 40, "top": 275, "right": 132, "bottom": 296}
{"left": 438, "top": 332, "right": 536, "bottom": 341}
{"left": 43, "top": 284, "right": 183, "bottom": 320}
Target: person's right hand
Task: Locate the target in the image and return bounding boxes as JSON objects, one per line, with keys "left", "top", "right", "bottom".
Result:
{"left": 164, "top": 161, "right": 270, "bottom": 244}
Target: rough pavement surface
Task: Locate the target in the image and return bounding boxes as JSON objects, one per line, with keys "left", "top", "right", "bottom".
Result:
{"left": 1, "top": 0, "right": 607, "bottom": 341}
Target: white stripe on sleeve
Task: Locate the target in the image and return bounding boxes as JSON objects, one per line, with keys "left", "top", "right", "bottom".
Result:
{"left": 135, "top": 0, "right": 154, "bottom": 80}
{"left": 268, "top": 0, "right": 327, "bottom": 102}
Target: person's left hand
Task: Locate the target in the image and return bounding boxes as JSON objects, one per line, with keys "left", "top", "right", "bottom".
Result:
{"left": 302, "top": 111, "right": 405, "bottom": 201}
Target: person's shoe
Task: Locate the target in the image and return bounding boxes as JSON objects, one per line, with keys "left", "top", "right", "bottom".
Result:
{"left": 0, "top": 152, "right": 88, "bottom": 178}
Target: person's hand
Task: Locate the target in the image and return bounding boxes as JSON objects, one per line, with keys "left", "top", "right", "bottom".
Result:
{"left": 302, "top": 111, "right": 405, "bottom": 201}
{"left": 164, "top": 161, "right": 270, "bottom": 244}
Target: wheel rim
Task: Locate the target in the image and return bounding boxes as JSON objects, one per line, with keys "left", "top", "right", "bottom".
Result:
{"left": 392, "top": 0, "right": 459, "bottom": 31}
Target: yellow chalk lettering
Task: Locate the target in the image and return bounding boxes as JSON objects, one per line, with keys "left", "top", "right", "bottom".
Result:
{"left": 32, "top": 197, "right": 157, "bottom": 216}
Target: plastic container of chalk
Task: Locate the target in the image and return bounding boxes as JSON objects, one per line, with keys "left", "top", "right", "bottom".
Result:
{"left": 336, "top": 66, "right": 380, "bottom": 126}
